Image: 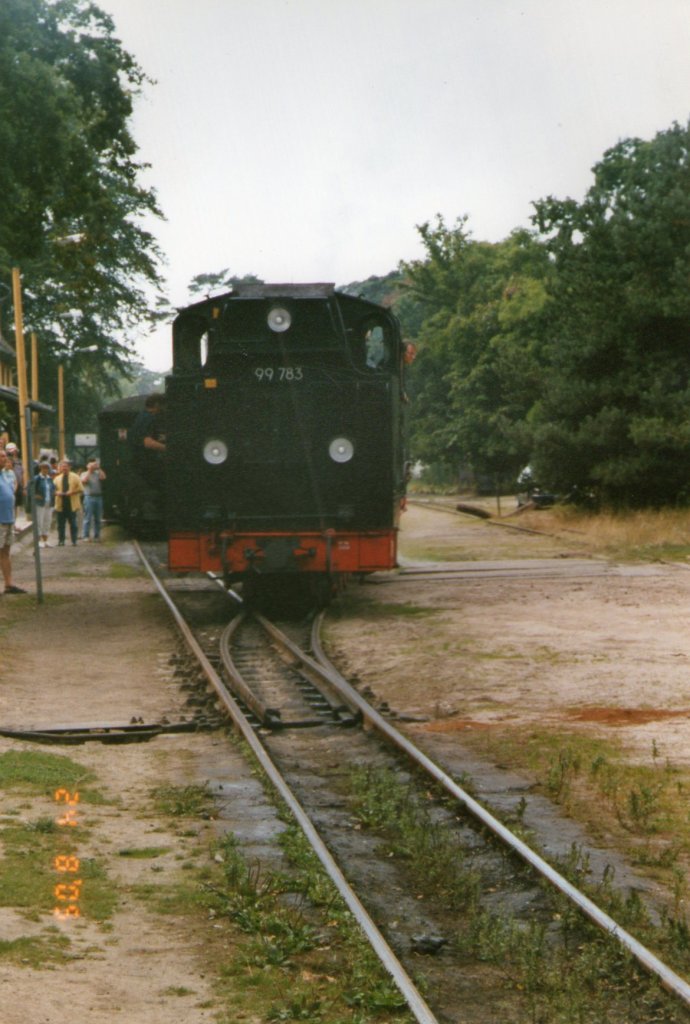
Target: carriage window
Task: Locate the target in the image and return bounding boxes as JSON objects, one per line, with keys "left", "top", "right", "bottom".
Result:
{"left": 365, "top": 325, "right": 388, "bottom": 369}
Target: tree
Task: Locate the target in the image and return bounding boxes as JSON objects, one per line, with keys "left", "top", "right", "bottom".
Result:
{"left": 401, "top": 217, "right": 552, "bottom": 487}
{"left": 187, "top": 270, "right": 262, "bottom": 298}
{"left": 0, "top": 0, "right": 165, "bottom": 437}
{"left": 532, "top": 120, "right": 690, "bottom": 506}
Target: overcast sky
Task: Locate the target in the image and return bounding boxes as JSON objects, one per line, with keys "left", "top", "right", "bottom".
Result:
{"left": 99, "top": 0, "right": 690, "bottom": 371}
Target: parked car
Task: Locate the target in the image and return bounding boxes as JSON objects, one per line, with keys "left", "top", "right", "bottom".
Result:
{"left": 516, "top": 466, "right": 556, "bottom": 509}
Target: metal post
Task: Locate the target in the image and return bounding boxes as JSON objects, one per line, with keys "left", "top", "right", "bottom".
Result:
{"left": 11, "top": 268, "right": 30, "bottom": 492}
{"left": 57, "top": 363, "right": 65, "bottom": 460}
{"left": 31, "top": 332, "right": 39, "bottom": 460}
{"left": 24, "top": 405, "right": 43, "bottom": 604}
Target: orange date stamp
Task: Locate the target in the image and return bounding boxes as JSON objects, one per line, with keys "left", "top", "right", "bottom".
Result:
{"left": 53, "top": 789, "right": 82, "bottom": 919}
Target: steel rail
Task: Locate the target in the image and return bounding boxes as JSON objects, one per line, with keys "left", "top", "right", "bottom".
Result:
{"left": 134, "top": 541, "right": 440, "bottom": 1024}
{"left": 219, "top": 613, "right": 283, "bottom": 727}
{"left": 310, "top": 610, "right": 690, "bottom": 1008}
{"left": 254, "top": 611, "right": 357, "bottom": 724}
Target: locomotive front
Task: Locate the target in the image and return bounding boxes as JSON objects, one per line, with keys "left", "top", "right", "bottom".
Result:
{"left": 166, "top": 283, "right": 407, "bottom": 594}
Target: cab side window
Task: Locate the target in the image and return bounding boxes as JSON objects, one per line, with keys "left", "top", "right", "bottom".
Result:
{"left": 364, "top": 324, "right": 389, "bottom": 369}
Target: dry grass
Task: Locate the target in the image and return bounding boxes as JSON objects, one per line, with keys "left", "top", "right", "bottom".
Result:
{"left": 513, "top": 505, "right": 690, "bottom": 561}
{"left": 406, "top": 495, "right": 690, "bottom": 562}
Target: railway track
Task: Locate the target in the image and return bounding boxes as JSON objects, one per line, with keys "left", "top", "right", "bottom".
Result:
{"left": 218, "top": 610, "right": 357, "bottom": 729}
{"left": 136, "top": 540, "right": 690, "bottom": 1023}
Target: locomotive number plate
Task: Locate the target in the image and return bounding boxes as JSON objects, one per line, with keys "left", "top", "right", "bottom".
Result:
{"left": 254, "top": 366, "right": 304, "bottom": 382}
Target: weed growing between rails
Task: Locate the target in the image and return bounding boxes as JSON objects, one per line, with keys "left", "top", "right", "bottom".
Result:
{"left": 468, "top": 729, "right": 690, "bottom": 895}
{"left": 347, "top": 764, "right": 690, "bottom": 1023}
{"left": 201, "top": 827, "right": 412, "bottom": 1024}
{"left": 147, "top": 743, "right": 415, "bottom": 1024}
{"left": 349, "top": 764, "right": 482, "bottom": 909}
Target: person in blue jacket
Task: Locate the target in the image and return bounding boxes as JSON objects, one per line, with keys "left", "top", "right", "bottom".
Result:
{"left": 0, "top": 448, "right": 26, "bottom": 594}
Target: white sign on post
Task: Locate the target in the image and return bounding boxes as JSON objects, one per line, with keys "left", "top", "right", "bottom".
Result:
{"left": 74, "top": 433, "right": 97, "bottom": 447}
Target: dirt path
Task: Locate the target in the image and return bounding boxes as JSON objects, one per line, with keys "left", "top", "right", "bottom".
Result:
{"left": 328, "top": 505, "right": 690, "bottom": 766}
{"left": 0, "top": 531, "right": 281, "bottom": 1024}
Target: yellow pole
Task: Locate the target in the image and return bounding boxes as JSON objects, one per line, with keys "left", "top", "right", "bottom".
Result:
{"left": 31, "top": 331, "right": 39, "bottom": 460}
{"left": 11, "top": 268, "right": 29, "bottom": 479}
{"left": 57, "top": 364, "right": 65, "bottom": 460}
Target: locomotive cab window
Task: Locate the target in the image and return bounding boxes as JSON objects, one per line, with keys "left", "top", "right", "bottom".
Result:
{"left": 173, "top": 315, "right": 215, "bottom": 372}
{"left": 199, "top": 331, "right": 210, "bottom": 368}
{"left": 363, "top": 322, "right": 391, "bottom": 370}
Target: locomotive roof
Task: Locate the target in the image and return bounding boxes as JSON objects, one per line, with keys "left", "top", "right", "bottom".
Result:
{"left": 175, "top": 283, "right": 396, "bottom": 324}
{"left": 178, "top": 283, "right": 336, "bottom": 314}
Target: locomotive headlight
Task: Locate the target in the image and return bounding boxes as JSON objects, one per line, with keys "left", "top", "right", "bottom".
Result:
{"left": 203, "top": 439, "right": 228, "bottom": 465}
{"left": 329, "top": 437, "right": 354, "bottom": 463}
{"left": 267, "top": 307, "right": 291, "bottom": 332}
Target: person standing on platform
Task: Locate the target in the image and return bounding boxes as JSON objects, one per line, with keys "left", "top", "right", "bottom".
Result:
{"left": 5, "top": 442, "right": 24, "bottom": 509}
{"left": 81, "top": 459, "right": 106, "bottom": 542}
{"left": 0, "top": 449, "right": 25, "bottom": 594}
{"left": 54, "top": 459, "right": 84, "bottom": 546}
{"left": 33, "top": 458, "right": 56, "bottom": 547}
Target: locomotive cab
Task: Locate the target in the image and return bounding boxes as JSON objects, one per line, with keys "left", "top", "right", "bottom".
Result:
{"left": 165, "top": 282, "right": 407, "bottom": 600}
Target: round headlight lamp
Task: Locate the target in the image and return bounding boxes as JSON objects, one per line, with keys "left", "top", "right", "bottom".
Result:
{"left": 329, "top": 437, "right": 354, "bottom": 463}
{"left": 267, "top": 307, "right": 291, "bottom": 332}
{"left": 203, "top": 439, "right": 228, "bottom": 465}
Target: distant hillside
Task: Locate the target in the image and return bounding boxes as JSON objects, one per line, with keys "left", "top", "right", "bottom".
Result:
{"left": 339, "top": 270, "right": 404, "bottom": 306}
{"left": 340, "top": 271, "right": 425, "bottom": 338}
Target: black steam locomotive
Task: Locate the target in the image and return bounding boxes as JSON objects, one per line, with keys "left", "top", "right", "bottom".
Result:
{"left": 99, "top": 394, "right": 163, "bottom": 535}
{"left": 165, "top": 282, "right": 408, "bottom": 600}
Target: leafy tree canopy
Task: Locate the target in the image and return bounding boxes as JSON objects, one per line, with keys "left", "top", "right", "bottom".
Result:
{"left": 0, "top": 0, "right": 165, "bottom": 435}
{"left": 531, "top": 119, "right": 690, "bottom": 506}
{"left": 187, "top": 270, "right": 263, "bottom": 298}
{"left": 401, "top": 216, "right": 553, "bottom": 486}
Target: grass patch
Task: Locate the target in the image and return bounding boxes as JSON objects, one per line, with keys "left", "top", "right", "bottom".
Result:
{"left": 0, "top": 819, "right": 117, "bottom": 920}
{"left": 150, "top": 783, "right": 215, "bottom": 818}
{"left": 328, "top": 592, "right": 435, "bottom": 621}
{"left": 0, "top": 751, "right": 98, "bottom": 796}
{"left": 118, "top": 846, "right": 170, "bottom": 859}
{"left": 0, "top": 930, "right": 72, "bottom": 967}
{"left": 407, "top": 494, "right": 690, "bottom": 562}
{"left": 0, "top": 752, "right": 117, "bottom": 924}
{"left": 107, "top": 562, "right": 144, "bottom": 578}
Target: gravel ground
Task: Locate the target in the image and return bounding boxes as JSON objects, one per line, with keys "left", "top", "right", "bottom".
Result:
{"left": 2, "top": 506, "right": 689, "bottom": 1020}
{"left": 0, "top": 528, "right": 282, "bottom": 1024}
